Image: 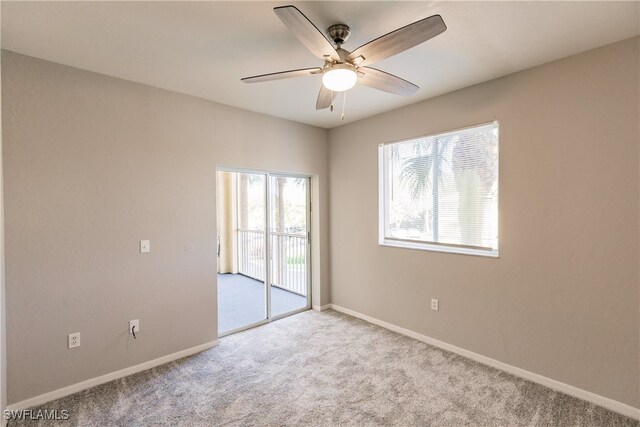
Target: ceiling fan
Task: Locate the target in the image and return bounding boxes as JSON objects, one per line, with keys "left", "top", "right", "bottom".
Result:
{"left": 241, "top": 5, "right": 447, "bottom": 112}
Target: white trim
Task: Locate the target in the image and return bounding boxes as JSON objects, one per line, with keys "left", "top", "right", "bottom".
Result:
{"left": 6, "top": 340, "right": 219, "bottom": 411}
{"left": 271, "top": 306, "right": 311, "bottom": 321}
{"left": 265, "top": 173, "right": 271, "bottom": 321}
{"left": 378, "top": 121, "right": 500, "bottom": 259}
{"left": 378, "top": 120, "right": 498, "bottom": 148}
{"left": 312, "top": 303, "right": 331, "bottom": 312}
{"left": 328, "top": 304, "right": 639, "bottom": 420}
{"left": 216, "top": 165, "right": 311, "bottom": 180}
{"left": 378, "top": 144, "right": 386, "bottom": 243}
{"left": 380, "top": 239, "right": 499, "bottom": 258}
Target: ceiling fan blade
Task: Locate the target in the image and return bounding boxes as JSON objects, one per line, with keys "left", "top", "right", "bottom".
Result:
{"left": 349, "top": 15, "right": 446, "bottom": 67}
{"left": 316, "top": 86, "right": 336, "bottom": 110}
{"left": 241, "top": 67, "right": 322, "bottom": 83}
{"left": 274, "top": 5, "right": 340, "bottom": 61}
{"left": 358, "top": 67, "right": 419, "bottom": 96}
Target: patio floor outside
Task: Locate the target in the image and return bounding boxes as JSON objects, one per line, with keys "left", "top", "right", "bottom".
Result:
{"left": 217, "top": 273, "right": 307, "bottom": 334}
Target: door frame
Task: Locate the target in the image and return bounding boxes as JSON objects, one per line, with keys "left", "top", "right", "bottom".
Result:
{"left": 216, "top": 166, "right": 312, "bottom": 337}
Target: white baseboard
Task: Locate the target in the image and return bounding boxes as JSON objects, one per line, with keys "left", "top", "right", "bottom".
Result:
{"left": 328, "top": 304, "right": 639, "bottom": 420}
{"left": 312, "top": 303, "right": 332, "bottom": 312}
{"left": 6, "top": 340, "right": 219, "bottom": 412}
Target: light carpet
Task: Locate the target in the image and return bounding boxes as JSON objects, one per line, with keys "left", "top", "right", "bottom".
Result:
{"left": 10, "top": 310, "right": 638, "bottom": 426}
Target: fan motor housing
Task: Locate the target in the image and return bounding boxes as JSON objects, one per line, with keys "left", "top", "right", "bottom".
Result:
{"left": 327, "top": 24, "right": 351, "bottom": 46}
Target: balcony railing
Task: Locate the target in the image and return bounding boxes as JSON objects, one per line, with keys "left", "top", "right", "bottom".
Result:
{"left": 237, "top": 229, "right": 307, "bottom": 297}
{"left": 237, "top": 229, "right": 265, "bottom": 283}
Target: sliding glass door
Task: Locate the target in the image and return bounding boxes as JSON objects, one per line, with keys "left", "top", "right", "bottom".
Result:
{"left": 269, "top": 176, "right": 309, "bottom": 318}
{"left": 217, "top": 169, "right": 310, "bottom": 336}
{"left": 217, "top": 171, "right": 267, "bottom": 335}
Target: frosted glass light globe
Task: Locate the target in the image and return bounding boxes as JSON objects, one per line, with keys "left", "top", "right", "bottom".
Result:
{"left": 322, "top": 64, "right": 357, "bottom": 92}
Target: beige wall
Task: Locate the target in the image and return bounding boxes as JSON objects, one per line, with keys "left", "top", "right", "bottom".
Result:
{"left": 0, "top": 36, "right": 6, "bottom": 416}
{"left": 2, "top": 35, "right": 638, "bottom": 409}
{"left": 1, "top": 50, "right": 329, "bottom": 404}
{"left": 328, "top": 37, "right": 639, "bottom": 407}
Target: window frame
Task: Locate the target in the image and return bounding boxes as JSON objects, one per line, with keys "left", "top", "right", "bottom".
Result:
{"left": 378, "top": 121, "right": 499, "bottom": 258}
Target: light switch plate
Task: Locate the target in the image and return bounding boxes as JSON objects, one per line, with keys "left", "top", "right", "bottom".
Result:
{"left": 140, "top": 240, "right": 150, "bottom": 253}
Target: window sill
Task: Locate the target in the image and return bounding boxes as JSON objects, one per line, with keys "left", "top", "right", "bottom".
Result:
{"left": 380, "top": 239, "right": 499, "bottom": 258}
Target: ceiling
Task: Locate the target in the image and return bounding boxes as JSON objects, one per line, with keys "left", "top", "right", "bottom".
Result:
{"left": 2, "top": 1, "right": 639, "bottom": 129}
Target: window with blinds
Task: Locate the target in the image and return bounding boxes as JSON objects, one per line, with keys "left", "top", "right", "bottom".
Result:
{"left": 379, "top": 122, "right": 499, "bottom": 257}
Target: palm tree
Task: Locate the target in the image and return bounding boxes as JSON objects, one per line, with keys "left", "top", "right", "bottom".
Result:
{"left": 398, "top": 141, "right": 433, "bottom": 200}
{"left": 398, "top": 131, "right": 497, "bottom": 246}
{"left": 397, "top": 138, "right": 448, "bottom": 238}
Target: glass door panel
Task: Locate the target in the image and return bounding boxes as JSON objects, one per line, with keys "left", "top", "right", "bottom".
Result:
{"left": 217, "top": 171, "right": 267, "bottom": 335}
{"left": 269, "top": 176, "right": 309, "bottom": 317}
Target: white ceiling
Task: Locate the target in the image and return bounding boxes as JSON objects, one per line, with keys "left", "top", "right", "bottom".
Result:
{"left": 2, "top": 1, "right": 638, "bottom": 129}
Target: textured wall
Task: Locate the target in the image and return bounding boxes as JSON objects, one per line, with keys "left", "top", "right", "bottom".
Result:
{"left": 0, "top": 38, "right": 6, "bottom": 417}
{"left": 2, "top": 50, "right": 329, "bottom": 404}
{"left": 328, "top": 37, "right": 639, "bottom": 407}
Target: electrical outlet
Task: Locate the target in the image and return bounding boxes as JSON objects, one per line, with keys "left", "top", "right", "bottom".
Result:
{"left": 68, "top": 332, "right": 81, "bottom": 349}
{"left": 431, "top": 299, "right": 439, "bottom": 311}
{"left": 129, "top": 319, "right": 140, "bottom": 335}
{"left": 140, "top": 240, "right": 150, "bottom": 253}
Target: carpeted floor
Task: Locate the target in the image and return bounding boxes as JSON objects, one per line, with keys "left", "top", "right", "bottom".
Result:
{"left": 10, "top": 310, "right": 638, "bottom": 426}
{"left": 218, "top": 273, "right": 307, "bottom": 334}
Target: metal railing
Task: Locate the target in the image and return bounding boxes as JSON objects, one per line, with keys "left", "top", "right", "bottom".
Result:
{"left": 237, "top": 229, "right": 307, "bottom": 297}
{"left": 237, "top": 229, "right": 266, "bottom": 282}
{"left": 270, "top": 232, "right": 307, "bottom": 296}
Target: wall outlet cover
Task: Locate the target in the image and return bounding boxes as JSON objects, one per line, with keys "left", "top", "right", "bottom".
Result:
{"left": 68, "top": 332, "right": 81, "bottom": 349}
{"left": 129, "top": 319, "right": 140, "bottom": 334}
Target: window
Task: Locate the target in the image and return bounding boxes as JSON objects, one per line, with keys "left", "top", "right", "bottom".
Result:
{"left": 379, "top": 122, "right": 499, "bottom": 257}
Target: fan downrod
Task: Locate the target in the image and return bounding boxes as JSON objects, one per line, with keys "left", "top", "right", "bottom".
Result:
{"left": 327, "top": 24, "right": 351, "bottom": 46}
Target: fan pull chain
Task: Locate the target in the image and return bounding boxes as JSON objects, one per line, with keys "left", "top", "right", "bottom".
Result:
{"left": 341, "top": 91, "right": 347, "bottom": 121}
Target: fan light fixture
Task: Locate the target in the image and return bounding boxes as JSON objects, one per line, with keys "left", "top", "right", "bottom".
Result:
{"left": 322, "top": 63, "right": 357, "bottom": 92}
{"left": 241, "top": 6, "right": 447, "bottom": 112}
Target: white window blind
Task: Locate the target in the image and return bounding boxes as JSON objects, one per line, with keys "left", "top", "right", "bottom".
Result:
{"left": 379, "top": 122, "right": 499, "bottom": 257}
